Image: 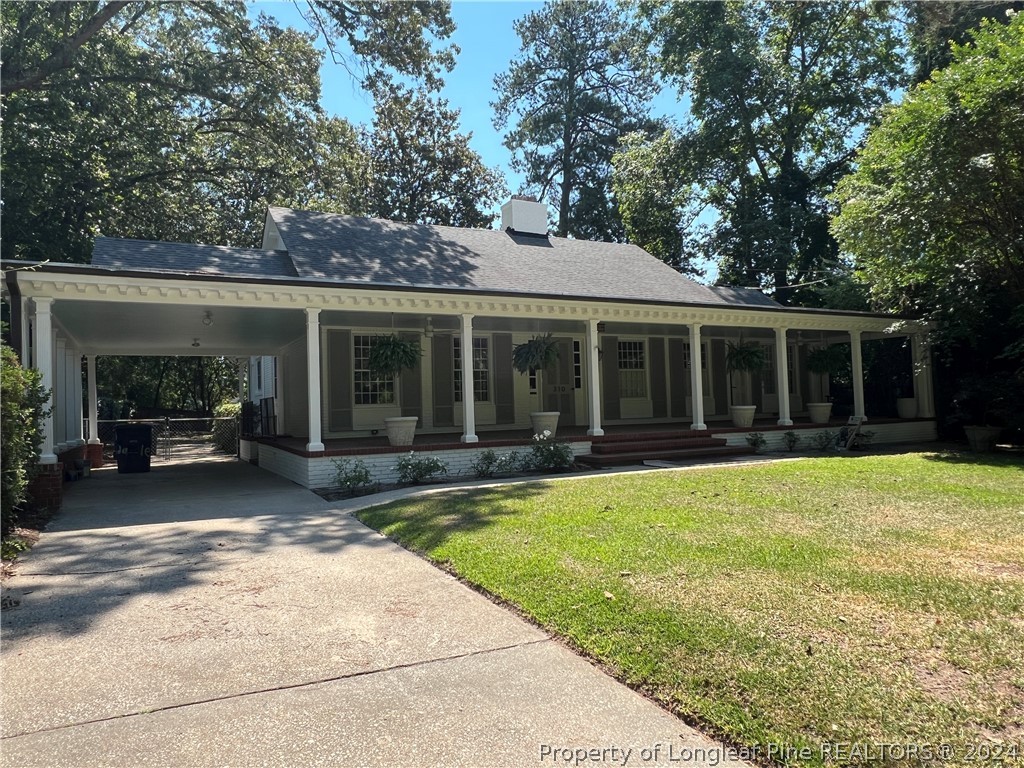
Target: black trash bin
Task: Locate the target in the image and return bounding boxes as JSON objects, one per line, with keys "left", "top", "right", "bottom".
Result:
{"left": 114, "top": 424, "right": 154, "bottom": 473}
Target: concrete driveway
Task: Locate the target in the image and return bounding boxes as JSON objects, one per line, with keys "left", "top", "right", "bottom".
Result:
{"left": 1, "top": 457, "right": 743, "bottom": 767}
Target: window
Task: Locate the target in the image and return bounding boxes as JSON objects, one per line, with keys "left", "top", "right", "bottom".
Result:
{"left": 763, "top": 344, "right": 776, "bottom": 395}
{"left": 787, "top": 344, "right": 797, "bottom": 394}
{"left": 528, "top": 367, "right": 537, "bottom": 394}
{"left": 353, "top": 335, "right": 395, "bottom": 405}
{"left": 454, "top": 336, "right": 490, "bottom": 402}
{"left": 255, "top": 358, "right": 262, "bottom": 391}
{"left": 681, "top": 341, "right": 710, "bottom": 396}
{"left": 617, "top": 340, "right": 646, "bottom": 398}
{"left": 573, "top": 340, "right": 582, "bottom": 389}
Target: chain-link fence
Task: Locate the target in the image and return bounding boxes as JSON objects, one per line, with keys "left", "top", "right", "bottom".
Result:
{"left": 90, "top": 418, "right": 238, "bottom": 462}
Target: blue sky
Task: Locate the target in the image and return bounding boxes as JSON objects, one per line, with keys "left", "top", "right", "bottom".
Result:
{"left": 252, "top": 2, "right": 539, "bottom": 192}
{"left": 252, "top": 2, "right": 687, "bottom": 198}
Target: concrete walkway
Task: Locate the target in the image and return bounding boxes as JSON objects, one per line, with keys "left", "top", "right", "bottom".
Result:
{"left": 1, "top": 458, "right": 746, "bottom": 767}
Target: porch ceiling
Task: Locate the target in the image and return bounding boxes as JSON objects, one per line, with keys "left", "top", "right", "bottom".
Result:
{"left": 52, "top": 300, "right": 305, "bottom": 356}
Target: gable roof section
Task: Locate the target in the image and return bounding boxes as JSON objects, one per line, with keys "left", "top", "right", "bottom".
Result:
{"left": 708, "top": 285, "right": 781, "bottom": 308}
{"left": 91, "top": 237, "right": 298, "bottom": 279}
{"left": 268, "top": 207, "right": 738, "bottom": 306}
{"left": 86, "top": 212, "right": 783, "bottom": 310}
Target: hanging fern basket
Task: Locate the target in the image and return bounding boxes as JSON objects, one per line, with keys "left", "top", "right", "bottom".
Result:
{"left": 367, "top": 335, "right": 421, "bottom": 378}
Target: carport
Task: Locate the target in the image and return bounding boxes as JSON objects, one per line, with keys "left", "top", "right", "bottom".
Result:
{"left": 5, "top": 262, "right": 323, "bottom": 475}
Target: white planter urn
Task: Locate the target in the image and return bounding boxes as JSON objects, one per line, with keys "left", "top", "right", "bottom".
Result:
{"left": 964, "top": 425, "right": 1001, "bottom": 452}
{"left": 530, "top": 411, "right": 560, "bottom": 438}
{"left": 896, "top": 397, "right": 917, "bottom": 419}
{"left": 806, "top": 402, "right": 833, "bottom": 424}
{"left": 384, "top": 416, "right": 419, "bottom": 446}
{"left": 729, "top": 405, "right": 757, "bottom": 428}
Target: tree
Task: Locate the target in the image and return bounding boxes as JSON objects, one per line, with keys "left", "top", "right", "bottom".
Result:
{"left": 903, "top": 1, "right": 1024, "bottom": 84}
{"left": 1, "top": 1, "right": 454, "bottom": 96}
{"left": 612, "top": 130, "right": 701, "bottom": 274}
{"left": 96, "top": 356, "right": 241, "bottom": 417}
{"left": 1, "top": 341, "right": 49, "bottom": 535}
{"left": 0, "top": 1, "right": 455, "bottom": 262}
{"left": 618, "top": 1, "right": 904, "bottom": 303}
{"left": 493, "top": 0, "right": 657, "bottom": 240}
{"left": 832, "top": 13, "right": 1024, "bottom": 378}
{"left": 363, "top": 88, "right": 506, "bottom": 228}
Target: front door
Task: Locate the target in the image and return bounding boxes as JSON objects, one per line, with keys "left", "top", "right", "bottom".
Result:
{"left": 543, "top": 337, "right": 576, "bottom": 425}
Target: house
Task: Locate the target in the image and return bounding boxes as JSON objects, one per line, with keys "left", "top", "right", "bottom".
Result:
{"left": 3, "top": 197, "right": 936, "bottom": 488}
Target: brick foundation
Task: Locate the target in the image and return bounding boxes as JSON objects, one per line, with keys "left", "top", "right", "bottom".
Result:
{"left": 28, "top": 463, "right": 64, "bottom": 512}
{"left": 86, "top": 443, "right": 104, "bottom": 469}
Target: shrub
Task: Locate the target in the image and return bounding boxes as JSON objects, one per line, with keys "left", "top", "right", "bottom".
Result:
{"left": 332, "top": 457, "right": 373, "bottom": 494}
{"left": 745, "top": 432, "right": 767, "bottom": 453}
{"left": 527, "top": 431, "right": 574, "bottom": 471}
{"left": 212, "top": 401, "right": 240, "bottom": 455}
{"left": 1, "top": 342, "right": 50, "bottom": 537}
{"left": 811, "top": 430, "right": 837, "bottom": 452}
{"left": 396, "top": 452, "right": 448, "bottom": 484}
{"left": 471, "top": 449, "right": 523, "bottom": 478}
{"left": 782, "top": 431, "right": 801, "bottom": 452}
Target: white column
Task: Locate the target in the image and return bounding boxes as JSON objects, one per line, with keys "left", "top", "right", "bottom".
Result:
{"left": 54, "top": 335, "right": 67, "bottom": 449}
{"left": 237, "top": 358, "right": 246, "bottom": 402}
{"left": 20, "top": 296, "right": 31, "bottom": 367}
{"left": 305, "top": 308, "right": 325, "bottom": 452}
{"left": 585, "top": 319, "right": 604, "bottom": 436}
{"left": 459, "top": 313, "right": 478, "bottom": 443}
{"left": 87, "top": 355, "right": 100, "bottom": 444}
{"left": 34, "top": 299, "right": 57, "bottom": 464}
{"left": 850, "top": 330, "right": 866, "bottom": 420}
{"left": 64, "top": 344, "right": 77, "bottom": 445}
{"left": 912, "top": 333, "right": 935, "bottom": 418}
{"left": 689, "top": 323, "right": 707, "bottom": 430}
{"left": 74, "top": 351, "right": 85, "bottom": 443}
{"left": 775, "top": 327, "right": 793, "bottom": 426}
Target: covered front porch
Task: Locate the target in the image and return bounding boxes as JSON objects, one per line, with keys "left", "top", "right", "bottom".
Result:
{"left": 245, "top": 415, "right": 939, "bottom": 488}
{"left": 8, "top": 264, "right": 937, "bottom": 490}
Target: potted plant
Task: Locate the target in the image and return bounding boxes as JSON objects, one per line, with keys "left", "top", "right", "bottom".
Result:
{"left": 367, "top": 334, "right": 421, "bottom": 446}
{"left": 725, "top": 340, "right": 767, "bottom": 428}
{"left": 512, "top": 333, "right": 560, "bottom": 437}
{"left": 951, "top": 376, "right": 1013, "bottom": 452}
{"left": 804, "top": 345, "right": 847, "bottom": 423}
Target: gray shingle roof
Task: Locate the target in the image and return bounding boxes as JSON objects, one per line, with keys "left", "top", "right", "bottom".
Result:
{"left": 86, "top": 211, "right": 783, "bottom": 310}
{"left": 708, "top": 285, "right": 782, "bottom": 308}
{"left": 269, "top": 207, "right": 740, "bottom": 305}
{"left": 91, "top": 237, "right": 297, "bottom": 278}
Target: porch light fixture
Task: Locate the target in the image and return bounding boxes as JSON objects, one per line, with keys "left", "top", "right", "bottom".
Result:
{"left": 192, "top": 338, "right": 201, "bottom": 348}
{"left": 202, "top": 311, "right": 214, "bottom": 326}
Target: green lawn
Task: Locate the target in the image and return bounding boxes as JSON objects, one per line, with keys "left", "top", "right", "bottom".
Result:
{"left": 357, "top": 453, "right": 1024, "bottom": 766}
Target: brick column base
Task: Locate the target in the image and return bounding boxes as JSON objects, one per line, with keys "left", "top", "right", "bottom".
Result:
{"left": 86, "top": 443, "right": 104, "bottom": 469}
{"left": 28, "top": 464, "right": 64, "bottom": 512}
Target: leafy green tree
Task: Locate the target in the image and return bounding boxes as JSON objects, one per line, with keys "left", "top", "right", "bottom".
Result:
{"left": 364, "top": 88, "right": 506, "bottom": 228}
{"left": 618, "top": 1, "right": 904, "bottom": 303}
{"left": 1, "top": 341, "right": 50, "bottom": 535}
{"left": 613, "top": 130, "right": 701, "bottom": 274}
{"left": 0, "top": 1, "right": 455, "bottom": 262}
{"left": 97, "top": 356, "right": 240, "bottom": 417}
{"left": 832, "top": 13, "right": 1024, "bottom": 377}
{"left": 493, "top": 0, "right": 657, "bottom": 240}
{"left": 904, "top": 1, "right": 1024, "bottom": 84}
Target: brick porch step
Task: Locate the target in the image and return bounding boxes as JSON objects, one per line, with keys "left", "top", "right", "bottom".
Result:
{"left": 590, "top": 436, "right": 727, "bottom": 454}
{"left": 577, "top": 444, "right": 754, "bottom": 468}
{"left": 591, "top": 429, "right": 706, "bottom": 443}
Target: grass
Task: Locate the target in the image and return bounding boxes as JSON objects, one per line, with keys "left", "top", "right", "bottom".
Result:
{"left": 356, "top": 452, "right": 1024, "bottom": 766}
